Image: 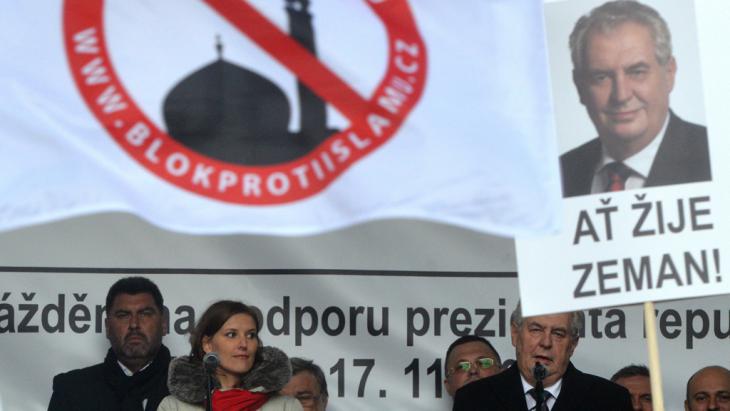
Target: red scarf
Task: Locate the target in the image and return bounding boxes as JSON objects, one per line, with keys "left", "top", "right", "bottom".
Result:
{"left": 211, "top": 389, "right": 270, "bottom": 411}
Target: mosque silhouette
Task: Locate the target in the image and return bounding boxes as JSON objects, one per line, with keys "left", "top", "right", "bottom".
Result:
{"left": 163, "top": 0, "right": 338, "bottom": 165}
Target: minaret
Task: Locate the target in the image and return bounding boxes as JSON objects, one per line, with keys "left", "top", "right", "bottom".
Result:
{"left": 285, "top": 0, "right": 328, "bottom": 139}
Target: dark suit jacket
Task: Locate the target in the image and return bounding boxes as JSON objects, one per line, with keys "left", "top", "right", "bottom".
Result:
{"left": 49, "top": 363, "right": 123, "bottom": 411}
{"left": 560, "top": 112, "right": 711, "bottom": 198}
{"left": 48, "top": 347, "right": 170, "bottom": 411}
{"left": 452, "top": 362, "right": 632, "bottom": 411}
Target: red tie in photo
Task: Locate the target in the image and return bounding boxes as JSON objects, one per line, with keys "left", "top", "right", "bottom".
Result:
{"left": 604, "top": 162, "right": 632, "bottom": 192}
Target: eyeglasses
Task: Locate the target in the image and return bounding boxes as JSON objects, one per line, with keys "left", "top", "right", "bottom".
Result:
{"left": 294, "top": 392, "right": 323, "bottom": 407}
{"left": 447, "top": 357, "right": 495, "bottom": 376}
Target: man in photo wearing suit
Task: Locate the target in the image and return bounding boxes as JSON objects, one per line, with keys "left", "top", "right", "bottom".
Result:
{"left": 560, "top": 0, "right": 711, "bottom": 198}
{"left": 452, "top": 302, "right": 632, "bottom": 410}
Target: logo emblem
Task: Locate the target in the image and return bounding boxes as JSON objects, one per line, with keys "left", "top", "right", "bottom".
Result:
{"left": 64, "top": 0, "right": 427, "bottom": 204}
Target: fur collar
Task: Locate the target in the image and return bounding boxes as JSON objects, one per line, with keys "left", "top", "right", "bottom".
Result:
{"left": 167, "top": 346, "right": 292, "bottom": 403}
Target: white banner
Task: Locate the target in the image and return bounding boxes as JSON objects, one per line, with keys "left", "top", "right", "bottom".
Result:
{"left": 516, "top": 0, "right": 730, "bottom": 316}
{"left": 0, "top": 0, "right": 560, "bottom": 237}
{"left": 1, "top": 272, "right": 728, "bottom": 411}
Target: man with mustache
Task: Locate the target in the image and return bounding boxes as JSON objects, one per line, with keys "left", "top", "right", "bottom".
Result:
{"left": 49, "top": 277, "right": 171, "bottom": 411}
{"left": 560, "top": 0, "right": 710, "bottom": 198}
{"left": 453, "top": 302, "right": 632, "bottom": 410}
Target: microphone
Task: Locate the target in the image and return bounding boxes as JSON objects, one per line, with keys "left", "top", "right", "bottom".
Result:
{"left": 533, "top": 362, "right": 547, "bottom": 410}
{"left": 203, "top": 352, "right": 219, "bottom": 374}
{"left": 202, "top": 352, "right": 219, "bottom": 411}
{"left": 533, "top": 362, "right": 546, "bottom": 384}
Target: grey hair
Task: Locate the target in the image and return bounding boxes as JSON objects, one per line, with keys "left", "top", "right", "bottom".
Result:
{"left": 569, "top": 0, "right": 673, "bottom": 72}
{"left": 290, "top": 357, "right": 329, "bottom": 399}
{"left": 510, "top": 302, "right": 584, "bottom": 340}
{"left": 611, "top": 364, "right": 650, "bottom": 382}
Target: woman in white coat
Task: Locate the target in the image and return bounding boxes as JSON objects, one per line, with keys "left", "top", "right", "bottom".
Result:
{"left": 158, "top": 300, "right": 302, "bottom": 411}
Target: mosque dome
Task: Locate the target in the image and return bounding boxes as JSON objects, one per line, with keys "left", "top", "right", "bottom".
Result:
{"left": 164, "top": 50, "right": 293, "bottom": 165}
{"left": 163, "top": 1, "right": 338, "bottom": 165}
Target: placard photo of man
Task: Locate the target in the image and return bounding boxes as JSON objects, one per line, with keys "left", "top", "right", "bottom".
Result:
{"left": 557, "top": 0, "right": 711, "bottom": 198}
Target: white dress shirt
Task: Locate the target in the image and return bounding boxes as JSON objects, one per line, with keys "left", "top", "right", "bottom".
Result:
{"left": 590, "top": 114, "right": 670, "bottom": 194}
{"left": 118, "top": 360, "right": 152, "bottom": 409}
{"left": 520, "top": 374, "right": 562, "bottom": 411}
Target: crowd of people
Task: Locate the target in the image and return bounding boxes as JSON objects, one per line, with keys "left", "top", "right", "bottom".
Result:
{"left": 46, "top": 276, "right": 729, "bottom": 411}
{"left": 48, "top": 276, "right": 327, "bottom": 411}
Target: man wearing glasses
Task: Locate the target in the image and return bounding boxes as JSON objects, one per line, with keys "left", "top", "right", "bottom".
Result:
{"left": 444, "top": 335, "right": 503, "bottom": 400}
{"left": 453, "top": 302, "right": 632, "bottom": 410}
{"left": 281, "top": 357, "right": 329, "bottom": 411}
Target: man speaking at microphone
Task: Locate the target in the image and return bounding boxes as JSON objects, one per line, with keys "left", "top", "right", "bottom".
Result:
{"left": 453, "top": 302, "right": 632, "bottom": 410}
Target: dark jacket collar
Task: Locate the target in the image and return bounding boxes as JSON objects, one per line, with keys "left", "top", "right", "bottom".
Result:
{"left": 502, "top": 361, "right": 582, "bottom": 411}
{"left": 102, "top": 344, "right": 172, "bottom": 410}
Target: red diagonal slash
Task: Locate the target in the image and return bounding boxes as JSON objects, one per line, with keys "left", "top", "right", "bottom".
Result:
{"left": 204, "top": 0, "right": 371, "bottom": 124}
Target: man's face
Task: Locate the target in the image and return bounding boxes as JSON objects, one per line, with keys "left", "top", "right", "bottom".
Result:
{"left": 575, "top": 21, "right": 675, "bottom": 160}
{"left": 511, "top": 313, "right": 578, "bottom": 387}
{"left": 280, "top": 371, "right": 327, "bottom": 411}
{"left": 615, "top": 375, "right": 653, "bottom": 411}
{"left": 685, "top": 367, "right": 730, "bottom": 411}
{"left": 444, "top": 341, "right": 501, "bottom": 397}
{"left": 105, "top": 293, "right": 167, "bottom": 372}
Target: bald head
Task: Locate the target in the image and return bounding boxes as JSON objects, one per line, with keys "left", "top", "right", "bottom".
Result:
{"left": 685, "top": 366, "right": 730, "bottom": 411}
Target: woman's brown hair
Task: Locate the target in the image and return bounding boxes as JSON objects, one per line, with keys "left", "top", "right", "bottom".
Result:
{"left": 189, "top": 300, "right": 264, "bottom": 361}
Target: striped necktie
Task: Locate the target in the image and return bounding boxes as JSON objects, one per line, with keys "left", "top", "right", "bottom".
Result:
{"left": 528, "top": 388, "right": 552, "bottom": 411}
